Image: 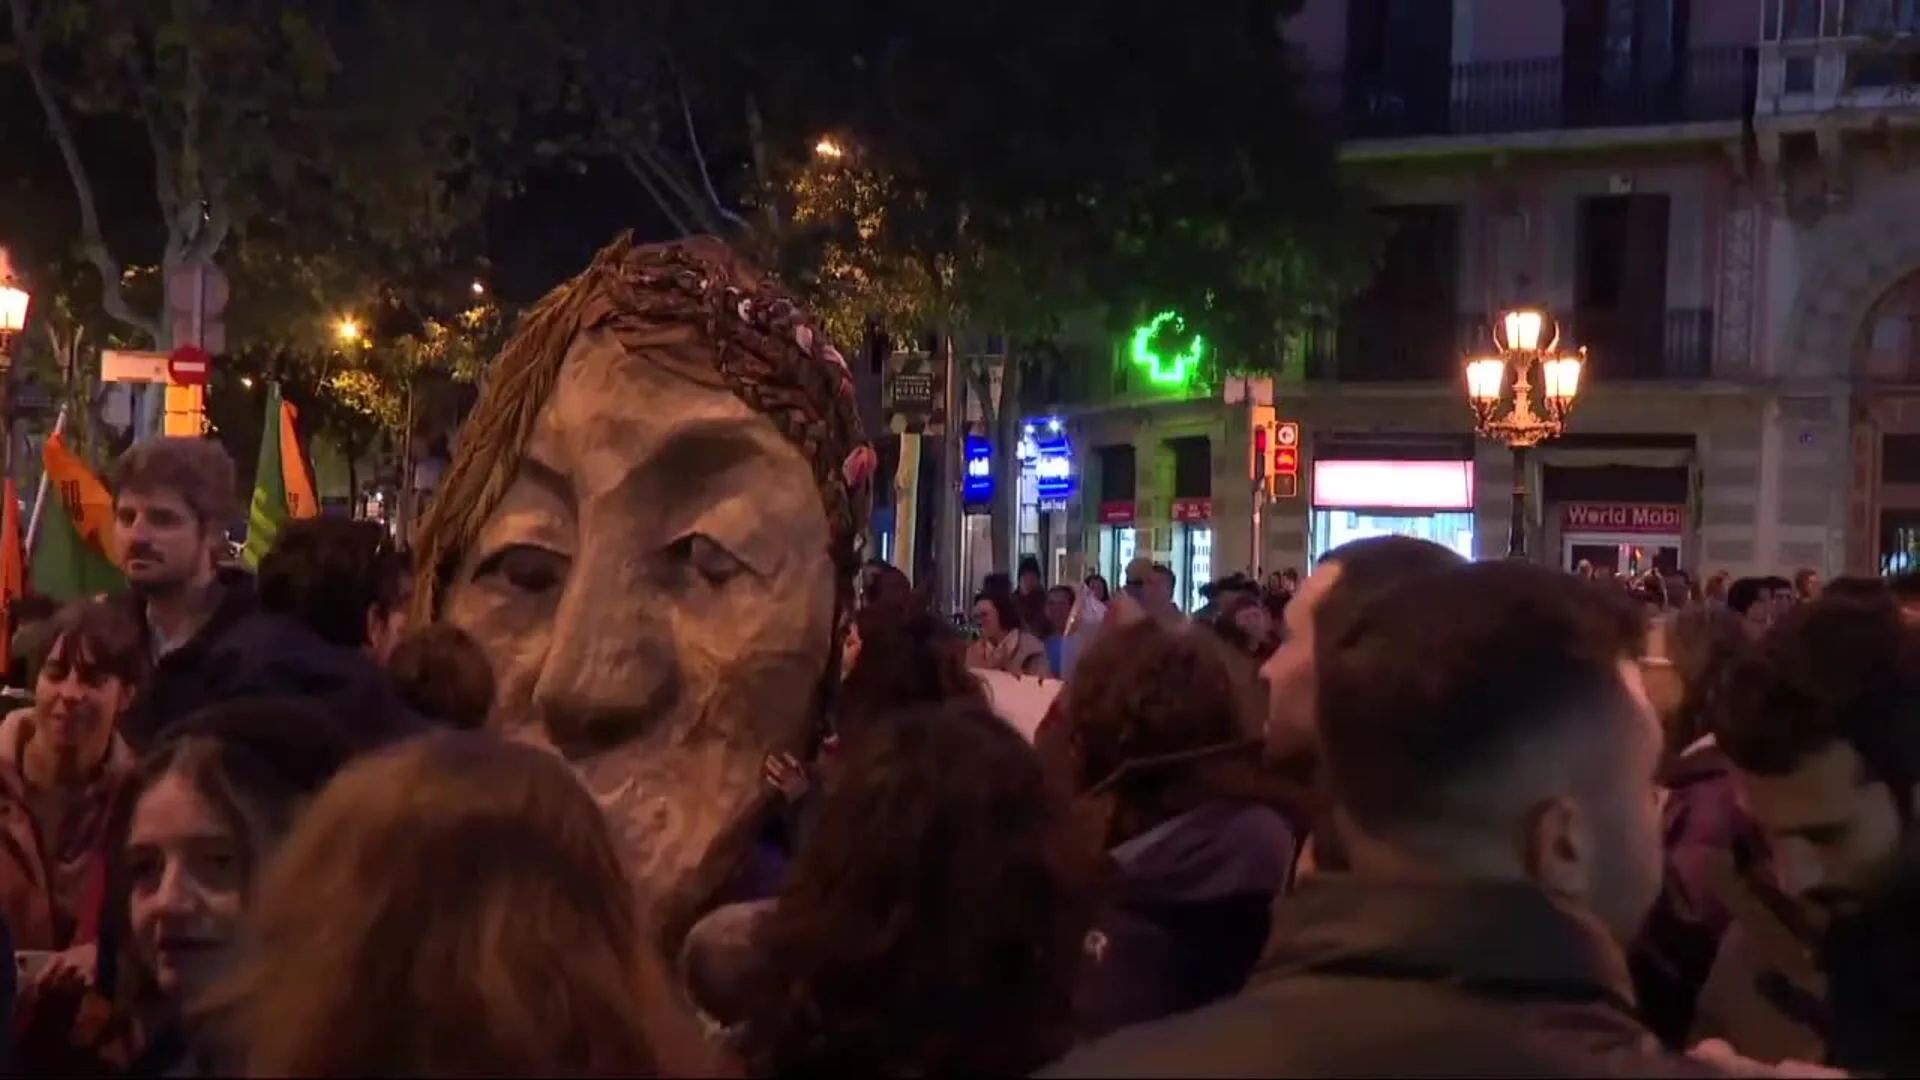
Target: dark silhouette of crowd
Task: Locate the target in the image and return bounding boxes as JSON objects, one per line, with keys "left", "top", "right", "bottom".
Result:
{"left": 4, "top": 433, "right": 1915, "bottom": 1078}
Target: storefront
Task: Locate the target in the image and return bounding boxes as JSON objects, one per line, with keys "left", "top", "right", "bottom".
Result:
{"left": 1016, "top": 417, "right": 1075, "bottom": 583}
{"left": 1170, "top": 496, "right": 1213, "bottom": 612}
{"left": 1166, "top": 436, "right": 1213, "bottom": 612}
{"left": 1559, "top": 502, "right": 1687, "bottom": 576}
{"left": 1540, "top": 451, "right": 1695, "bottom": 575}
{"left": 1308, "top": 435, "right": 1477, "bottom": 561}
{"left": 1094, "top": 445, "right": 1138, "bottom": 589}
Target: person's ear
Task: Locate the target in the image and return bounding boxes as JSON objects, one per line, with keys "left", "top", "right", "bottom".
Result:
{"left": 1521, "top": 795, "right": 1591, "bottom": 901}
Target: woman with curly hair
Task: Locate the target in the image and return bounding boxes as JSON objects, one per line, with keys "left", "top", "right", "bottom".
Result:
{"left": 1060, "top": 618, "right": 1297, "bottom": 1039}
{"left": 702, "top": 700, "right": 1093, "bottom": 1076}
{"left": 1631, "top": 605, "right": 1768, "bottom": 1047}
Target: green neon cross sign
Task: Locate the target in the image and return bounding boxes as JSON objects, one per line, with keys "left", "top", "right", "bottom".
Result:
{"left": 1128, "top": 310, "right": 1206, "bottom": 388}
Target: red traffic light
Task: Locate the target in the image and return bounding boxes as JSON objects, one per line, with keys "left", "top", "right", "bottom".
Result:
{"left": 1273, "top": 446, "right": 1299, "bottom": 474}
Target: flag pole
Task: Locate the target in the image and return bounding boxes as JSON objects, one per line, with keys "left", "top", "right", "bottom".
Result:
{"left": 24, "top": 404, "right": 69, "bottom": 558}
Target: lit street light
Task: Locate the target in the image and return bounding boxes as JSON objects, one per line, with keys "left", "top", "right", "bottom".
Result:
{"left": 814, "top": 137, "right": 845, "bottom": 160}
{"left": 335, "top": 317, "right": 363, "bottom": 345}
{"left": 1464, "top": 305, "right": 1584, "bottom": 561}
{"left": 0, "top": 250, "right": 33, "bottom": 477}
{"left": 470, "top": 281, "right": 485, "bottom": 297}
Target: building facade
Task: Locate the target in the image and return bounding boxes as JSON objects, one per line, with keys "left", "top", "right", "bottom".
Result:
{"left": 1031, "top": 0, "right": 1920, "bottom": 596}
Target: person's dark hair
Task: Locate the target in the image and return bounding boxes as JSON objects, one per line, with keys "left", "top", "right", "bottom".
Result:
{"left": 1661, "top": 606, "right": 1753, "bottom": 754}
{"left": 973, "top": 590, "right": 1022, "bottom": 637}
{"left": 9, "top": 594, "right": 59, "bottom": 634}
{"left": 109, "top": 437, "right": 239, "bottom": 529}
{"left": 1311, "top": 535, "right": 1465, "bottom": 646}
{"left": 838, "top": 605, "right": 986, "bottom": 747}
{"left": 39, "top": 597, "right": 150, "bottom": 690}
{"left": 1318, "top": 562, "right": 1646, "bottom": 836}
{"left": 1150, "top": 563, "right": 1176, "bottom": 590}
{"left": 1763, "top": 575, "right": 1792, "bottom": 595}
{"left": 1017, "top": 555, "right": 1043, "bottom": 582}
{"left": 1063, "top": 619, "right": 1274, "bottom": 845}
{"left": 860, "top": 564, "right": 915, "bottom": 610}
{"left": 386, "top": 625, "right": 495, "bottom": 730}
{"left": 1717, "top": 591, "right": 1920, "bottom": 817}
{"left": 738, "top": 700, "right": 1093, "bottom": 1076}
{"left": 1083, "top": 574, "right": 1110, "bottom": 603}
{"left": 100, "top": 698, "right": 359, "bottom": 1007}
{"left": 1725, "top": 576, "right": 1768, "bottom": 615}
{"left": 256, "top": 518, "right": 398, "bottom": 649}
{"left": 1046, "top": 584, "right": 1075, "bottom": 606}
{"left": 980, "top": 572, "right": 1014, "bottom": 600}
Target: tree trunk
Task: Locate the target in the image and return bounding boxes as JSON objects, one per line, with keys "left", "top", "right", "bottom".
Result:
{"left": 987, "top": 356, "right": 1021, "bottom": 576}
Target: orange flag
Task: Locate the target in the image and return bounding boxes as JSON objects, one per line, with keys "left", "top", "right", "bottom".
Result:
{"left": 0, "top": 477, "right": 25, "bottom": 679}
{"left": 279, "top": 397, "right": 318, "bottom": 520}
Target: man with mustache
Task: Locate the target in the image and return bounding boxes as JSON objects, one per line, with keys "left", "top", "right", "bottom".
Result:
{"left": 412, "top": 235, "right": 871, "bottom": 949}
{"left": 1700, "top": 588, "right": 1920, "bottom": 1072}
{"left": 110, "top": 438, "right": 416, "bottom": 749}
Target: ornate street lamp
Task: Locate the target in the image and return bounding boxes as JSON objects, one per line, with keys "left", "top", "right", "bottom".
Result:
{"left": 1464, "top": 305, "right": 1584, "bottom": 560}
{"left": 0, "top": 252, "right": 32, "bottom": 478}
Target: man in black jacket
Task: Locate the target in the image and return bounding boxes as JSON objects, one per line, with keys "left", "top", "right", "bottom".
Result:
{"left": 1043, "top": 563, "right": 1725, "bottom": 1077}
{"left": 108, "top": 438, "right": 421, "bottom": 751}
{"left": 1699, "top": 589, "right": 1920, "bottom": 1072}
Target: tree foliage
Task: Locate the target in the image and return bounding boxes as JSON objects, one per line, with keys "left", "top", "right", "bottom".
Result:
{"left": 4, "top": 0, "right": 557, "bottom": 447}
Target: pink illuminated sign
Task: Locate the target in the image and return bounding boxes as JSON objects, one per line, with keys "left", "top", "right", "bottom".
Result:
{"left": 1311, "top": 459, "right": 1474, "bottom": 511}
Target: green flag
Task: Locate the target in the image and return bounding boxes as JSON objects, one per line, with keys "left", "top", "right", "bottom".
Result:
{"left": 31, "top": 437, "right": 126, "bottom": 602}
{"left": 243, "top": 384, "right": 290, "bottom": 569}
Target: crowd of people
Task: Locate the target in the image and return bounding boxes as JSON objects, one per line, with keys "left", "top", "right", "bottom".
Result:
{"left": 0, "top": 423, "right": 1912, "bottom": 1077}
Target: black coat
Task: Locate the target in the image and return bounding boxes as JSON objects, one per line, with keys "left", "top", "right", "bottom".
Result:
{"left": 118, "top": 568, "right": 426, "bottom": 754}
{"left": 1042, "top": 876, "right": 1722, "bottom": 1078}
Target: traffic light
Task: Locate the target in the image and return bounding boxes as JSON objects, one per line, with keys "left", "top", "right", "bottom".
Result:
{"left": 1266, "top": 421, "right": 1300, "bottom": 500}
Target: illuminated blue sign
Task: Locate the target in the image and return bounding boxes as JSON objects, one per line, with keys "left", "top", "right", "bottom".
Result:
{"left": 963, "top": 435, "right": 993, "bottom": 512}
{"left": 1019, "top": 418, "right": 1075, "bottom": 509}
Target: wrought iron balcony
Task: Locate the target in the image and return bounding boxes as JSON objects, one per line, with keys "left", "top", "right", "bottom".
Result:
{"left": 1318, "top": 46, "right": 1756, "bottom": 141}
{"left": 1568, "top": 308, "right": 1715, "bottom": 381}
{"left": 1283, "top": 308, "right": 1714, "bottom": 383}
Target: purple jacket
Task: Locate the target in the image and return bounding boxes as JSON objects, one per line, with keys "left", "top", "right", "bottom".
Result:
{"left": 1074, "top": 801, "right": 1297, "bottom": 1039}
{"left": 1630, "top": 739, "right": 1768, "bottom": 1047}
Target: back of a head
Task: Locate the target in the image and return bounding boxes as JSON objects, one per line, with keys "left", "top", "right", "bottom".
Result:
{"left": 1658, "top": 605, "right": 1753, "bottom": 752}
{"left": 1310, "top": 534, "right": 1466, "bottom": 644}
{"left": 839, "top": 605, "right": 983, "bottom": 744}
{"left": 1718, "top": 590, "right": 1920, "bottom": 801}
{"left": 386, "top": 624, "right": 496, "bottom": 730}
{"left": 1318, "top": 561, "right": 1647, "bottom": 846}
{"left": 1063, "top": 618, "right": 1261, "bottom": 804}
{"left": 742, "top": 700, "right": 1088, "bottom": 1076}
{"left": 256, "top": 518, "right": 393, "bottom": 649}
{"left": 1726, "top": 577, "right": 1769, "bottom": 614}
{"left": 211, "top": 732, "right": 662, "bottom": 1076}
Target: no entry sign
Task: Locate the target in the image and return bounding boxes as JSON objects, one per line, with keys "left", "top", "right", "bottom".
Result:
{"left": 166, "top": 345, "right": 212, "bottom": 386}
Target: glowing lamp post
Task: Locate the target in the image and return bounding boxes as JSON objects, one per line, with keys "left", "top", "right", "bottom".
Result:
{"left": 0, "top": 253, "right": 32, "bottom": 476}
{"left": 1464, "top": 305, "right": 1584, "bottom": 561}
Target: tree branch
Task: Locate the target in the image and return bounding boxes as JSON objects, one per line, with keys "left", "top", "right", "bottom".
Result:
{"left": 8, "top": 0, "right": 161, "bottom": 344}
{"left": 668, "top": 61, "right": 745, "bottom": 231}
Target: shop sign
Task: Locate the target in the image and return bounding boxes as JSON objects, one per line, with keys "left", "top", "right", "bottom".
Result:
{"left": 1561, "top": 502, "right": 1685, "bottom": 534}
{"left": 1171, "top": 497, "right": 1213, "bottom": 523}
{"left": 963, "top": 435, "right": 993, "bottom": 513}
{"left": 1099, "top": 500, "right": 1137, "bottom": 526}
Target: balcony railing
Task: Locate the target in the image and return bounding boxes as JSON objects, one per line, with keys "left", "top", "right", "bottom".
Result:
{"left": 1283, "top": 308, "right": 1714, "bottom": 383}
{"left": 1316, "top": 47, "right": 1756, "bottom": 141}
{"left": 1286, "top": 311, "right": 1483, "bottom": 383}
{"left": 1569, "top": 308, "right": 1715, "bottom": 381}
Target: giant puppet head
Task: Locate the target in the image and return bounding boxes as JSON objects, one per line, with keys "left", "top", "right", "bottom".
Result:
{"left": 413, "top": 235, "right": 872, "bottom": 945}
